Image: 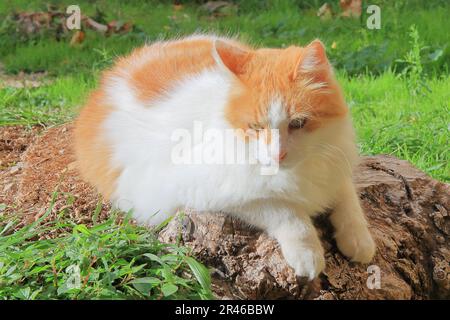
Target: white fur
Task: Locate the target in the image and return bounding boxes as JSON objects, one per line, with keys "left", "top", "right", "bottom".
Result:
{"left": 99, "top": 37, "right": 375, "bottom": 279}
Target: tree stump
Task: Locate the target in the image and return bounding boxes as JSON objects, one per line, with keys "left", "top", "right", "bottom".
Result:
{"left": 159, "top": 156, "right": 449, "bottom": 300}
{"left": 1, "top": 124, "right": 449, "bottom": 299}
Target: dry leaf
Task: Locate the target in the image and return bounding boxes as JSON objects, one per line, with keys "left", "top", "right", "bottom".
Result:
{"left": 340, "top": 0, "right": 362, "bottom": 18}
{"left": 201, "top": 1, "right": 237, "bottom": 17}
{"left": 173, "top": 4, "right": 184, "bottom": 11}
{"left": 317, "top": 3, "right": 333, "bottom": 20}
{"left": 70, "top": 30, "right": 85, "bottom": 46}
{"left": 85, "top": 17, "right": 108, "bottom": 33}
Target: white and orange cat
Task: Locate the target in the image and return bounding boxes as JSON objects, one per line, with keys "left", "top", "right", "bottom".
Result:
{"left": 74, "top": 35, "right": 376, "bottom": 279}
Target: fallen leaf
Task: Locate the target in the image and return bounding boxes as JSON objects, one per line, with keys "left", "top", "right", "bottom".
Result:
{"left": 317, "top": 3, "right": 333, "bottom": 20}
{"left": 85, "top": 17, "right": 108, "bottom": 33}
{"left": 70, "top": 30, "right": 85, "bottom": 46}
{"left": 200, "top": 1, "right": 238, "bottom": 17}
{"left": 340, "top": 0, "right": 362, "bottom": 18}
{"left": 173, "top": 4, "right": 184, "bottom": 11}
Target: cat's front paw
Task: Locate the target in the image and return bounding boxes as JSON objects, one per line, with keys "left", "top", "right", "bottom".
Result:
{"left": 282, "top": 244, "right": 325, "bottom": 280}
{"left": 335, "top": 223, "right": 376, "bottom": 263}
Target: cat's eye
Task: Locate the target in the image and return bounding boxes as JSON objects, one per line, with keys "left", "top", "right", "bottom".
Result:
{"left": 288, "top": 118, "right": 307, "bottom": 130}
{"left": 249, "top": 123, "right": 265, "bottom": 130}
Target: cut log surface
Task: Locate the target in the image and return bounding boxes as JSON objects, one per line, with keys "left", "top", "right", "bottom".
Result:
{"left": 1, "top": 124, "right": 449, "bottom": 299}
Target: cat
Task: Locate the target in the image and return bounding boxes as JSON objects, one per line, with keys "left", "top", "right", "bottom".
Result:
{"left": 74, "top": 35, "right": 376, "bottom": 279}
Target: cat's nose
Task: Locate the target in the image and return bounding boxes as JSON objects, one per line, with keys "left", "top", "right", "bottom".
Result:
{"left": 278, "top": 151, "right": 287, "bottom": 162}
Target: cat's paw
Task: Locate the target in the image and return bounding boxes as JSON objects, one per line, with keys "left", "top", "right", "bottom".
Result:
{"left": 282, "top": 245, "right": 325, "bottom": 280}
{"left": 335, "top": 223, "right": 376, "bottom": 263}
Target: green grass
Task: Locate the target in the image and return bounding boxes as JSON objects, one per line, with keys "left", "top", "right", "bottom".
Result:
{"left": 342, "top": 72, "right": 449, "bottom": 182}
{"left": 0, "top": 195, "right": 213, "bottom": 300}
{"left": 0, "top": 75, "right": 95, "bottom": 126}
{"left": 0, "top": 0, "right": 449, "bottom": 300}
{"left": 0, "top": 0, "right": 449, "bottom": 76}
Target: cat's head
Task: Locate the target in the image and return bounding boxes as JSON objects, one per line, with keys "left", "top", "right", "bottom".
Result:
{"left": 213, "top": 39, "right": 349, "bottom": 168}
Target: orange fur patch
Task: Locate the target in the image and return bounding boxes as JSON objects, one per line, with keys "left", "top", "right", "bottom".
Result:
{"left": 104, "top": 38, "right": 250, "bottom": 103}
{"left": 74, "top": 90, "right": 119, "bottom": 199}
{"left": 224, "top": 43, "right": 348, "bottom": 132}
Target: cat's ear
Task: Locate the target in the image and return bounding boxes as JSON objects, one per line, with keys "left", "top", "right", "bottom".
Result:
{"left": 213, "top": 40, "right": 251, "bottom": 75}
{"left": 292, "top": 39, "right": 331, "bottom": 81}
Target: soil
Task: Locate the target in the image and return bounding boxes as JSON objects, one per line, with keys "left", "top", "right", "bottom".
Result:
{"left": 0, "top": 124, "right": 110, "bottom": 234}
{"left": 0, "top": 125, "right": 42, "bottom": 218}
